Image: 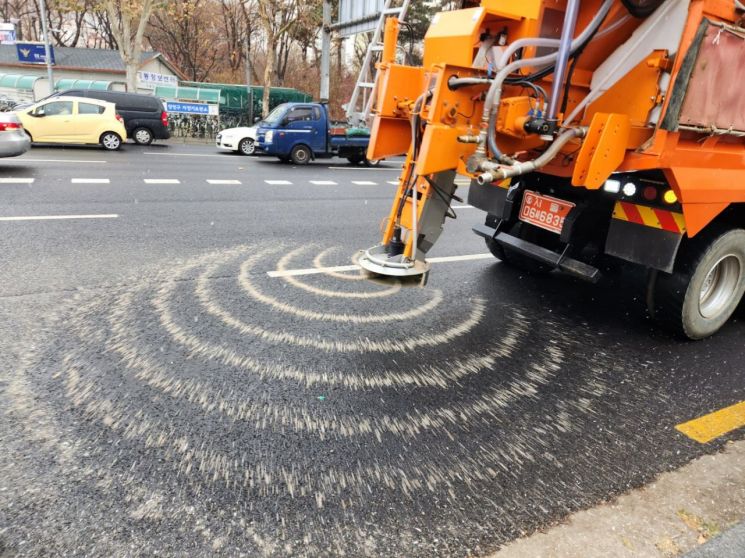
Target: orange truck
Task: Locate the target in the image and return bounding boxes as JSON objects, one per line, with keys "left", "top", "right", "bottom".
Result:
{"left": 358, "top": 0, "right": 745, "bottom": 339}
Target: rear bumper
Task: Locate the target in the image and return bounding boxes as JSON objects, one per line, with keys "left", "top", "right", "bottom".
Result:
{"left": 0, "top": 131, "right": 31, "bottom": 157}
{"left": 473, "top": 223, "right": 600, "bottom": 282}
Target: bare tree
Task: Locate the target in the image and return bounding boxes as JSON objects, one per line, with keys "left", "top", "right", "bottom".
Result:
{"left": 147, "top": 0, "right": 221, "bottom": 82}
{"left": 219, "top": 0, "right": 256, "bottom": 76}
{"left": 1, "top": 0, "right": 41, "bottom": 41}
{"left": 256, "top": 0, "right": 292, "bottom": 115}
{"left": 87, "top": 9, "right": 119, "bottom": 48}
{"left": 100, "top": 0, "right": 159, "bottom": 90}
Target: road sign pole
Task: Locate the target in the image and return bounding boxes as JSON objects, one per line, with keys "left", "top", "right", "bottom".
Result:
{"left": 320, "top": 0, "right": 331, "bottom": 103}
{"left": 37, "top": 0, "right": 54, "bottom": 93}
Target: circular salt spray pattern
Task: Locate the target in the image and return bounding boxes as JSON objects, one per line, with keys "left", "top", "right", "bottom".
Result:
{"left": 276, "top": 246, "right": 403, "bottom": 299}
{"left": 312, "top": 247, "right": 367, "bottom": 281}
{"left": 237, "top": 253, "right": 444, "bottom": 324}
{"left": 80, "top": 289, "right": 564, "bottom": 441}
{"left": 180, "top": 248, "right": 486, "bottom": 353}
{"left": 6, "top": 243, "right": 627, "bottom": 557}
{"left": 55, "top": 338, "right": 603, "bottom": 501}
{"left": 111, "top": 280, "right": 527, "bottom": 391}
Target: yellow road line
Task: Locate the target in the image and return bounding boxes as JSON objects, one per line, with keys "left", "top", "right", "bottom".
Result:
{"left": 676, "top": 401, "right": 745, "bottom": 443}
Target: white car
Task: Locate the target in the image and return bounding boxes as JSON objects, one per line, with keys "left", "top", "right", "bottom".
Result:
{"left": 216, "top": 125, "right": 257, "bottom": 155}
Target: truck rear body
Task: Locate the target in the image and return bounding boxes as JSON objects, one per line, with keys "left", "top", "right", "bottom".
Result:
{"left": 359, "top": 0, "right": 745, "bottom": 338}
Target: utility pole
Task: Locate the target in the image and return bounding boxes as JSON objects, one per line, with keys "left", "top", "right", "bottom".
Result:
{"left": 37, "top": 0, "right": 54, "bottom": 94}
{"left": 320, "top": 0, "right": 331, "bottom": 103}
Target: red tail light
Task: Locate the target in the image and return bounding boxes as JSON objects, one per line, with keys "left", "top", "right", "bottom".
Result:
{"left": 161, "top": 111, "right": 168, "bottom": 127}
{"left": 0, "top": 121, "right": 22, "bottom": 131}
{"left": 115, "top": 113, "right": 124, "bottom": 123}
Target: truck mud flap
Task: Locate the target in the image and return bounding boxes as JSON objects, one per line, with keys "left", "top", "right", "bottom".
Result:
{"left": 473, "top": 223, "right": 601, "bottom": 283}
{"left": 605, "top": 218, "right": 682, "bottom": 273}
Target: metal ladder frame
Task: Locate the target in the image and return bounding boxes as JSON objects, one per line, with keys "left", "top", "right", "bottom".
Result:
{"left": 345, "top": 0, "right": 411, "bottom": 126}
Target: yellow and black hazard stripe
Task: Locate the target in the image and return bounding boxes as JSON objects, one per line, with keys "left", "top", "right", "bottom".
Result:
{"left": 612, "top": 201, "right": 686, "bottom": 234}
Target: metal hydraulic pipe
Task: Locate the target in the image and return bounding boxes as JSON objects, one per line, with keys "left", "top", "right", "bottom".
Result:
{"left": 496, "top": 37, "right": 561, "bottom": 69}
{"left": 476, "top": 127, "right": 587, "bottom": 185}
{"left": 448, "top": 77, "right": 492, "bottom": 90}
{"left": 480, "top": 0, "right": 612, "bottom": 161}
{"left": 547, "top": 0, "right": 581, "bottom": 120}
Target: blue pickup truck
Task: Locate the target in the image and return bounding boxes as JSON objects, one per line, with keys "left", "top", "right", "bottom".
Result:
{"left": 256, "top": 102, "right": 376, "bottom": 166}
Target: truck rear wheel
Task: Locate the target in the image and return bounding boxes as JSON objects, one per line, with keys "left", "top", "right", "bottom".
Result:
{"left": 650, "top": 228, "right": 745, "bottom": 339}
{"left": 290, "top": 144, "right": 311, "bottom": 165}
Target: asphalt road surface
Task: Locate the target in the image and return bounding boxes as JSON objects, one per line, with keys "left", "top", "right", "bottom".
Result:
{"left": 1, "top": 142, "right": 744, "bottom": 557}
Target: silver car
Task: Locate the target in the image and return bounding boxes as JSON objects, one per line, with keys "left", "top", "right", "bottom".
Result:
{"left": 0, "top": 112, "right": 30, "bottom": 157}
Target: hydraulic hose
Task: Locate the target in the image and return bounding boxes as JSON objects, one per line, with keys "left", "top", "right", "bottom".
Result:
{"left": 391, "top": 91, "right": 428, "bottom": 262}
{"left": 448, "top": 77, "right": 492, "bottom": 90}
{"left": 476, "top": 127, "right": 588, "bottom": 184}
{"left": 496, "top": 37, "right": 562, "bottom": 69}
{"left": 562, "top": 0, "right": 678, "bottom": 126}
{"left": 481, "top": 0, "right": 613, "bottom": 160}
{"left": 547, "top": 0, "right": 581, "bottom": 120}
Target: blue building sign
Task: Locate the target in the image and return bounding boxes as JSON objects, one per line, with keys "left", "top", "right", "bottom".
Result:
{"left": 165, "top": 101, "right": 217, "bottom": 116}
{"left": 16, "top": 42, "right": 55, "bottom": 65}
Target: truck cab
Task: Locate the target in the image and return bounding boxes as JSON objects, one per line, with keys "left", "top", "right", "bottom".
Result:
{"left": 257, "top": 102, "right": 373, "bottom": 165}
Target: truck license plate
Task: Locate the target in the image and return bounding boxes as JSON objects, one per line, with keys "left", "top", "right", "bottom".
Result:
{"left": 519, "top": 190, "right": 575, "bottom": 235}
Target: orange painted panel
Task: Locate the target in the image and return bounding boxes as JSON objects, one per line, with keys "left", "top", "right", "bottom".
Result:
{"left": 481, "top": 0, "right": 541, "bottom": 19}
{"left": 572, "top": 113, "right": 630, "bottom": 189}
{"left": 368, "top": 118, "right": 412, "bottom": 160}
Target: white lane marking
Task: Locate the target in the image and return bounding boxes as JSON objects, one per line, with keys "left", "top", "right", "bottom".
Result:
{"left": 207, "top": 179, "right": 242, "bottom": 185}
{"left": 452, "top": 205, "right": 475, "bottom": 209}
{"left": 310, "top": 180, "right": 337, "bottom": 185}
{"left": 267, "top": 253, "right": 493, "bottom": 278}
{"left": 428, "top": 253, "right": 492, "bottom": 263}
{"left": 352, "top": 181, "right": 377, "bottom": 185}
{"left": 144, "top": 178, "right": 180, "bottom": 184}
{"left": 265, "top": 180, "right": 292, "bottom": 185}
{"left": 17, "top": 158, "right": 106, "bottom": 164}
{"left": 268, "top": 264, "right": 359, "bottom": 278}
{"left": 71, "top": 178, "right": 110, "bottom": 184}
{"left": 144, "top": 152, "right": 228, "bottom": 158}
{"left": 328, "top": 166, "right": 400, "bottom": 171}
{"left": 0, "top": 214, "right": 118, "bottom": 222}
{"left": 0, "top": 177, "right": 34, "bottom": 184}
{"left": 387, "top": 180, "right": 399, "bottom": 185}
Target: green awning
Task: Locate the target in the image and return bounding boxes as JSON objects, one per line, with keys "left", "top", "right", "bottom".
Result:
{"left": 155, "top": 85, "right": 220, "bottom": 103}
{"left": 55, "top": 79, "right": 115, "bottom": 91}
{"left": 0, "top": 73, "right": 42, "bottom": 90}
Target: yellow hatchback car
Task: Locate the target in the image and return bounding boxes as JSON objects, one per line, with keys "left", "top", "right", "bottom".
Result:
{"left": 17, "top": 96, "right": 127, "bottom": 150}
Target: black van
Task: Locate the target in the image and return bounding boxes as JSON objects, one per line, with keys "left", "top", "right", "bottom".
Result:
{"left": 56, "top": 90, "right": 170, "bottom": 145}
